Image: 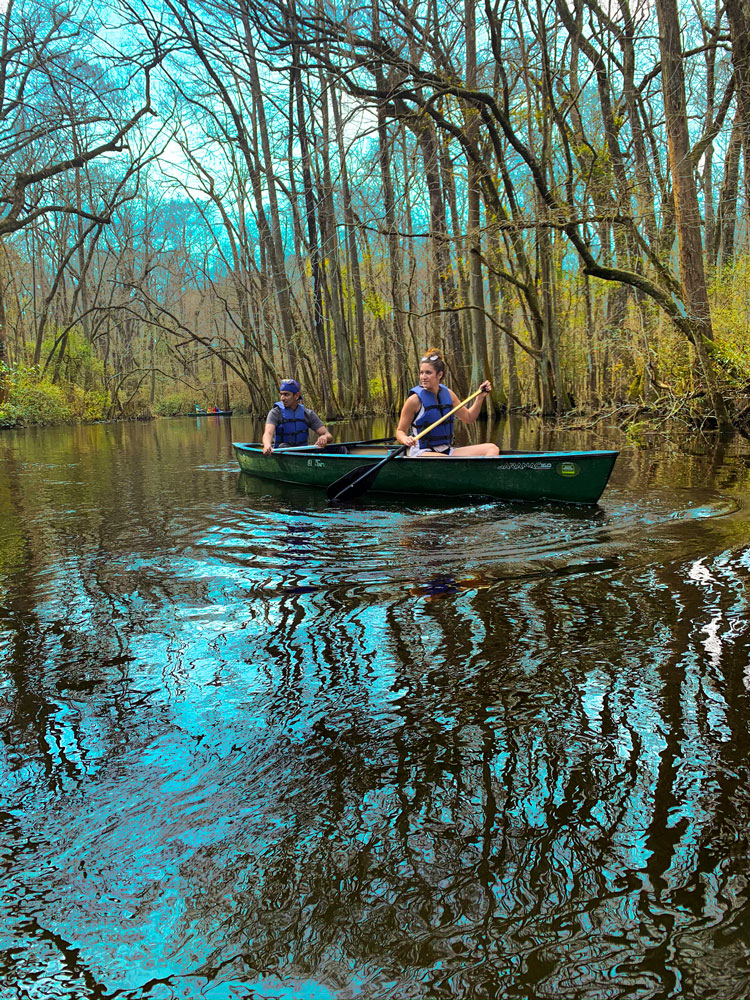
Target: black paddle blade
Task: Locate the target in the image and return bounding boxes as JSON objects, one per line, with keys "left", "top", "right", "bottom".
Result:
{"left": 327, "top": 447, "right": 406, "bottom": 501}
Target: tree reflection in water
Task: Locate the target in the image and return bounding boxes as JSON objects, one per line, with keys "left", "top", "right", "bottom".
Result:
{"left": 1, "top": 420, "right": 750, "bottom": 998}
{"left": 170, "top": 557, "right": 750, "bottom": 999}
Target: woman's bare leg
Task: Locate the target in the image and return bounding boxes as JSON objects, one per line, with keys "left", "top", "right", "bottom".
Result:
{"left": 451, "top": 443, "right": 500, "bottom": 456}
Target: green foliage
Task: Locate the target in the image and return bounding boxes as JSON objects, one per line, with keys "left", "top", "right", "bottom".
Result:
{"left": 624, "top": 420, "right": 651, "bottom": 448}
{"left": 708, "top": 256, "right": 750, "bottom": 390}
{"left": 42, "top": 329, "right": 106, "bottom": 386}
{"left": 627, "top": 370, "right": 644, "bottom": 401}
{"left": 368, "top": 375, "right": 385, "bottom": 406}
{"left": 154, "top": 392, "right": 198, "bottom": 416}
{"left": 0, "top": 364, "right": 73, "bottom": 427}
{"left": 0, "top": 363, "right": 110, "bottom": 428}
{"left": 706, "top": 339, "right": 750, "bottom": 388}
{"left": 69, "top": 386, "right": 110, "bottom": 421}
{"left": 120, "top": 395, "right": 155, "bottom": 420}
{"left": 363, "top": 289, "right": 388, "bottom": 319}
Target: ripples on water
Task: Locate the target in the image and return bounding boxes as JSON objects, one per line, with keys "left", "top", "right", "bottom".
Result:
{"left": 2, "top": 417, "right": 750, "bottom": 998}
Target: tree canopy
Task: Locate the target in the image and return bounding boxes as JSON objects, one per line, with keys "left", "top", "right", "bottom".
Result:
{"left": 2, "top": 0, "right": 750, "bottom": 429}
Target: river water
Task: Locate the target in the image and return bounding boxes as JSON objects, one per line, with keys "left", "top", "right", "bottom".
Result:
{"left": 1, "top": 414, "right": 750, "bottom": 999}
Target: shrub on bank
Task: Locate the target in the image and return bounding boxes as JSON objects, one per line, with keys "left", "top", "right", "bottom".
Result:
{"left": 0, "top": 364, "right": 109, "bottom": 428}
{"left": 68, "top": 386, "right": 110, "bottom": 422}
{"left": 0, "top": 365, "right": 70, "bottom": 426}
{"left": 154, "top": 392, "right": 197, "bottom": 416}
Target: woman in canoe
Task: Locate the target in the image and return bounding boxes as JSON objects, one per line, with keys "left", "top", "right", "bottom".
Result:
{"left": 395, "top": 349, "right": 500, "bottom": 457}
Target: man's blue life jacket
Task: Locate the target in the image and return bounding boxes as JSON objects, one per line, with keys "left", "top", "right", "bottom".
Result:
{"left": 273, "top": 401, "right": 309, "bottom": 446}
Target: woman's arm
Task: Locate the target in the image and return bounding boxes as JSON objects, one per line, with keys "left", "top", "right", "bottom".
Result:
{"left": 455, "top": 381, "right": 492, "bottom": 424}
{"left": 396, "top": 395, "right": 420, "bottom": 446}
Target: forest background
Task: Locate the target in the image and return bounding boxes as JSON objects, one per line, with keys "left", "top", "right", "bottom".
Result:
{"left": 2, "top": 0, "right": 750, "bottom": 434}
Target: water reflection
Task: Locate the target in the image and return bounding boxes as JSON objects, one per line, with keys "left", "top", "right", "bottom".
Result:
{"left": 1, "top": 417, "right": 750, "bottom": 998}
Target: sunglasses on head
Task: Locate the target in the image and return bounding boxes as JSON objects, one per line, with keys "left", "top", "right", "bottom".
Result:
{"left": 421, "top": 354, "right": 440, "bottom": 363}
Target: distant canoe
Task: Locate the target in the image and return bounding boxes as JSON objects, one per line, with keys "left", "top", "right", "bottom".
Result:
{"left": 233, "top": 440, "right": 619, "bottom": 504}
{"left": 195, "top": 409, "right": 233, "bottom": 416}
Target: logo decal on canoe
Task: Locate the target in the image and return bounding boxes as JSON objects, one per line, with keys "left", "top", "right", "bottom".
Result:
{"left": 499, "top": 462, "right": 552, "bottom": 470}
{"left": 307, "top": 458, "right": 325, "bottom": 467}
{"left": 557, "top": 462, "right": 580, "bottom": 477}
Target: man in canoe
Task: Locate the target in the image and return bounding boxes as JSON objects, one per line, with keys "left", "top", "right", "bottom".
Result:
{"left": 261, "top": 378, "right": 333, "bottom": 455}
{"left": 395, "top": 348, "right": 500, "bottom": 457}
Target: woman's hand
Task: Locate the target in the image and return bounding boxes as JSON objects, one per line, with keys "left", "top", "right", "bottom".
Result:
{"left": 397, "top": 432, "right": 416, "bottom": 447}
{"left": 480, "top": 380, "right": 492, "bottom": 395}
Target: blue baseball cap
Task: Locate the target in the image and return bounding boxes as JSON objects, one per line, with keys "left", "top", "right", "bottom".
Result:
{"left": 279, "top": 378, "right": 301, "bottom": 394}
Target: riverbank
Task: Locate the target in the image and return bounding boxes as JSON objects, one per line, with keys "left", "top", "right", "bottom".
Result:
{"left": 5, "top": 402, "right": 750, "bottom": 447}
{"left": 3, "top": 363, "right": 750, "bottom": 440}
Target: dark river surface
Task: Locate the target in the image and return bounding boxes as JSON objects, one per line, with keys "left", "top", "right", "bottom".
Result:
{"left": 2, "top": 413, "right": 750, "bottom": 1000}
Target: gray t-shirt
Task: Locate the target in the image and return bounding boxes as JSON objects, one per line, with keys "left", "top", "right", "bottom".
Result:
{"left": 265, "top": 403, "right": 324, "bottom": 436}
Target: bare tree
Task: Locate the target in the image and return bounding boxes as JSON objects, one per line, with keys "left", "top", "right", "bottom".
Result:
{"left": 0, "top": 0, "right": 163, "bottom": 369}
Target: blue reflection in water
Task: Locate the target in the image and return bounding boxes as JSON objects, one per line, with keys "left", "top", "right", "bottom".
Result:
{"left": 0, "top": 419, "right": 750, "bottom": 998}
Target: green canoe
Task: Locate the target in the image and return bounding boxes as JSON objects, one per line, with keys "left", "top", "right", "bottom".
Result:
{"left": 233, "top": 440, "right": 619, "bottom": 504}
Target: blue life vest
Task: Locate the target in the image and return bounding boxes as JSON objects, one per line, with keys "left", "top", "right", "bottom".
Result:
{"left": 273, "top": 401, "right": 309, "bottom": 446}
{"left": 410, "top": 384, "right": 454, "bottom": 451}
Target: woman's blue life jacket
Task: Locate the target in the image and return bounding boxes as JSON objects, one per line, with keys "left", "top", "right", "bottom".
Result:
{"left": 409, "top": 384, "right": 454, "bottom": 452}
{"left": 273, "top": 400, "right": 309, "bottom": 446}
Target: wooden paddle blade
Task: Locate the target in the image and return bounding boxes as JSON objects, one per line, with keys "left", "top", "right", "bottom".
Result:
{"left": 327, "top": 447, "right": 406, "bottom": 501}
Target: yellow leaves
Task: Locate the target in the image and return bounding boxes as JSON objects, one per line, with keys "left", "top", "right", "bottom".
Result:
{"left": 364, "top": 289, "right": 389, "bottom": 320}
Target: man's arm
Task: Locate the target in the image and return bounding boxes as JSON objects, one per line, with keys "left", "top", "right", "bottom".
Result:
{"left": 314, "top": 424, "right": 333, "bottom": 448}
{"left": 306, "top": 408, "right": 332, "bottom": 448}
{"left": 262, "top": 421, "right": 276, "bottom": 455}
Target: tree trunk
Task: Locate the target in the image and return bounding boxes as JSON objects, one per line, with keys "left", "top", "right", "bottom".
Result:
{"left": 501, "top": 288, "right": 521, "bottom": 410}
{"left": 409, "top": 114, "right": 464, "bottom": 390}
{"left": 439, "top": 135, "right": 470, "bottom": 395}
{"left": 725, "top": 0, "right": 750, "bottom": 204}
{"left": 583, "top": 272, "right": 597, "bottom": 405}
{"left": 239, "top": 8, "right": 297, "bottom": 354}
{"left": 291, "top": 41, "right": 334, "bottom": 417}
{"left": 464, "top": 0, "right": 489, "bottom": 393}
{"left": 330, "top": 81, "right": 368, "bottom": 408}
{"left": 656, "top": 0, "right": 730, "bottom": 428}
{"left": 0, "top": 275, "right": 7, "bottom": 402}
{"left": 713, "top": 113, "right": 742, "bottom": 269}
{"left": 316, "top": 70, "right": 352, "bottom": 411}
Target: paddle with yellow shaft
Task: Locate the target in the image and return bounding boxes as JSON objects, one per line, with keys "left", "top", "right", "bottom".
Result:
{"left": 326, "top": 387, "right": 485, "bottom": 502}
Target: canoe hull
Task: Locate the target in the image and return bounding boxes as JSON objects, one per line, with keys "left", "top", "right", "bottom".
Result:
{"left": 232, "top": 443, "right": 619, "bottom": 504}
